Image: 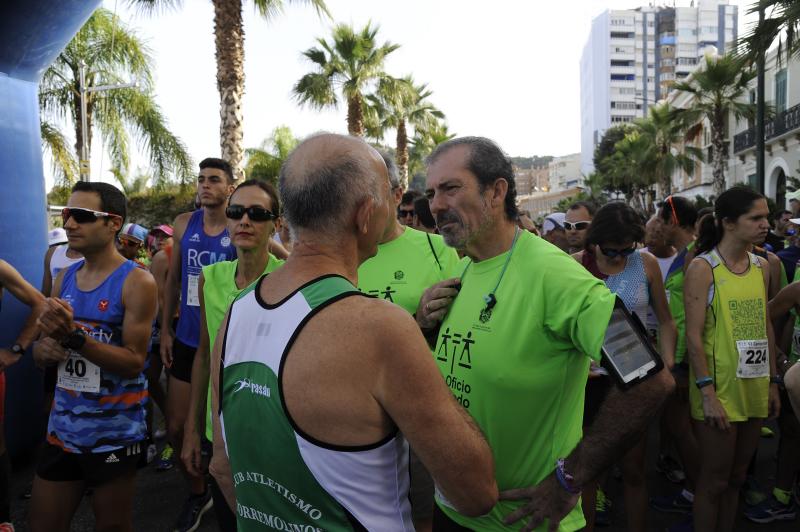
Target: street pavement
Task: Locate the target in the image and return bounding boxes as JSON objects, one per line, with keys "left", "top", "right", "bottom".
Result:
{"left": 8, "top": 418, "right": 798, "bottom": 531}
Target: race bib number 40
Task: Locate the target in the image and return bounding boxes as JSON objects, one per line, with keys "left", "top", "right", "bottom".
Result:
{"left": 736, "top": 339, "right": 769, "bottom": 379}
{"left": 57, "top": 351, "right": 101, "bottom": 393}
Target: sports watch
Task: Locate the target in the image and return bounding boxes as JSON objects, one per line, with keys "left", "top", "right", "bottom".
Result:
{"left": 10, "top": 344, "right": 23, "bottom": 355}
{"left": 61, "top": 329, "right": 87, "bottom": 351}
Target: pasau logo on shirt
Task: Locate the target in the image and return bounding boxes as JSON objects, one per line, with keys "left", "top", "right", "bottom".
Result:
{"left": 233, "top": 378, "right": 271, "bottom": 399}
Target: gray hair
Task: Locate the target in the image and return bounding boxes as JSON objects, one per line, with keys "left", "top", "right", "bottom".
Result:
{"left": 378, "top": 150, "right": 400, "bottom": 189}
{"left": 279, "top": 134, "right": 382, "bottom": 239}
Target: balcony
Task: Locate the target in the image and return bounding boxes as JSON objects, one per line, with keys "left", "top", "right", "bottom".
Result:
{"left": 733, "top": 103, "right": 800, "bottom": 152}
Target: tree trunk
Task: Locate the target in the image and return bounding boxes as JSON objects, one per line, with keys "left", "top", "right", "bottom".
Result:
{"left": 347, "top": 93, "right": 364, "bottom": 137}
{"left": 213, "top": 0, "right": 245, "bottom": 181}
{"left": 73, "top": 81, "right": 93, "bottom": 182}
{"left": 396, "top": 119, "right": 409, "bottom": 189}
{"left": 711, "top": 119, "right": 726, "bottom": 198}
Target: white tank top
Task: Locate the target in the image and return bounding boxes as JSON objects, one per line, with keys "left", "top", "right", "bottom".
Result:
{"left": 50, "top": 244, "right": 83, "bottom": 289}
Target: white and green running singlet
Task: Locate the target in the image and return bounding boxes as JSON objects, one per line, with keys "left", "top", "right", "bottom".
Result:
{"left": 219, "top": 274, "right": 414, "bottom": 531}
{"left": 433, "top": 231, "right": 615, "bottom": 531}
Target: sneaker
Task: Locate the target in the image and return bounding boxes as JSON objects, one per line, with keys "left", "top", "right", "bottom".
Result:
{"left": 0, "top": 522, "right": 15, "bottom": 532}
{"left": 651, "top": 490, "right": 693, "bottom": 514}
{"left": 666, "top": 516, "right": 693, "bottom": 532}
{"left": 595, "top": 488, "right": 612, "bottom": 527}
{"left": 146, "top": 443, "right": 158, "bottom": 465}
{"left": 173, "top": 490, "right": 212, "bottom": 532}
{"left": 744, "top": 496, "right": 797, "bottom": 523}
{"left": 156, "top": 444, "right": 174, "bottom": 472}
{"left": 656, "top": 454, "right": 686, "bottom": 484}
{"left": 745, "top": 477, "right": 769, "bottom": 507}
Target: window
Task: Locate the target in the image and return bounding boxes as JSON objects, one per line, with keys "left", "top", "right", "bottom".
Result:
{"left": 611, "top": 31, "right": 634, "bottom": 39}
{"left": 611, "top": 101, "right": 637, "bottom": 110}
{"left": 611, "top": 60, "right": 634, "bottom": 67}
{"left": 618, "top": 87, "right": 636, "bottom": 95}
{"left": 662, "top": 58, "right": 674, "bottom": 66}
{"left": 611, "top": 74, "right": 635, "bottom": 81}
{"left": 776, "top": 69, "right": 788, "bottom": 114}
{"left": 611, "top": 116, "right": 634, "bottom": 123}
{"left": 676, "top": 57, "right": 698, "bottom": 66}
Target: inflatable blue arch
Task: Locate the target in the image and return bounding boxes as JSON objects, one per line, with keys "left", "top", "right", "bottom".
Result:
{"left": 0, "top": 0, "right": 101, "bottom": 456}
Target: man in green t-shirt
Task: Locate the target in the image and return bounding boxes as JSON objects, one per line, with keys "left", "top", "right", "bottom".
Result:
{"left": 358, "top": 153, "right": 458, "bottom": 531}
{"left": 416, "top": 136, "right": 675, "bottom": 531}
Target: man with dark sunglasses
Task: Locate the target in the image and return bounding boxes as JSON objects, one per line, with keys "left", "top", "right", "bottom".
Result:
{"left": 29, "top": 181, "right": 157, "bottom": 532}
{"left": 565, "top": 201, "right": 596, "bottom": 254}
{"left": 399, "top": 189, "right": 422, "bottom": 226}
{"left": 117, "top": 223, "right": 148, "bottom": 263}
{"left": 161, "top": 157, "right": 237, "bottom": 532}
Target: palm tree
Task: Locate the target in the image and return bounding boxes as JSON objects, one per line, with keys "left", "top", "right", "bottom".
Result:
{"left": 407, "top": 120, "right": 456, "bottom": 179}
{"left": 365, "top": 76, "right": 444, "bottom": 189}
{"left": 39, "top": 8, "right": 192, "bottom": 183}
{"left": 633, "top": 104, "right": 702, "bottom": 196}
{"left": 130, "top": 0, "right": 330, "bottom": 180}
{"left": 294, "top": 22, "right": 400, "bottom": 136}
{"left": 672, "top": 54, "right": 758, "bottom": 197}
{"left": 111, "top": 167, "right": 151, "bottom": 196}
{"left": 738, "top": 1, "right": 800, "bottom": 63}
{"left": 244, "top": 125, "right": 298, "bottom": 185}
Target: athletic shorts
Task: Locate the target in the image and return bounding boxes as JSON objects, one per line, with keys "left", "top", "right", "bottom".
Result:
{"left": 171, "top": 337, "right": 197, "bottom": 383}
{"left": 36, "top": 441, "right": 142, "bottom": 487}
{"left": 409, "top": 449, "right": 434, "bottom": 520}
{"left": 583, "top": 375, "right": 611, "bottom": 428}
{"left": 43, "top": 365, "right": 57, "bottom": 396}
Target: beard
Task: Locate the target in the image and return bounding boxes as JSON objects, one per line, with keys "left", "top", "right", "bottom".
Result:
{"left": 436, "top": 201, "right": 492, "bottom": 249}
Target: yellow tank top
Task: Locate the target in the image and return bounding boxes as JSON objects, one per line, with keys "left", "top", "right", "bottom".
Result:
{"left": 689, "top": 249, "right": 769, "bottom": 421}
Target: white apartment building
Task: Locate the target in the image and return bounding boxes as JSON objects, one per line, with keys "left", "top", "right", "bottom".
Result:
{"left": 580, "top": 0, "right": 738, "bottom": 176}
{"left": 549, "top": 153, "right": 582, "bottom": 192}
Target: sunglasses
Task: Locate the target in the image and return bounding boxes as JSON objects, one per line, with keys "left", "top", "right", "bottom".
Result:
{"left": 61, "top": 207, "right": 121, "bottom": 225}
{"left": 225, "top": 204, "right": 277, "bottom": 222}
{"left": 599, "top": 246, "right": 637, "bottom": 258}
{"left": 119, "top": 238, "right": 141, "bottom": 248}
{"left": 563, "top": 221, "right": 591, "bottom": 231}
{"left": 665, "top": 196, "right": 680, "bottom": 226}
{"left": 398, "top": 209, "right": 415, "bottom": 218}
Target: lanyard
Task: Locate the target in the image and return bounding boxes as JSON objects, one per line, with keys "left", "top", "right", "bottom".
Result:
{"left": 460, "top": 228, "right": 521, "bottom": 317}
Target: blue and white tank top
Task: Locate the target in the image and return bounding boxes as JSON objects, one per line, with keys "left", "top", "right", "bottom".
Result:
{"left": 49, "top": 260, "right": 147, "bottom": 453}
{"left": 605, "top": 250, "right": 650, "bottom": 324}
{"left": 176, "top": 209, "right": 236, "bottom": 347}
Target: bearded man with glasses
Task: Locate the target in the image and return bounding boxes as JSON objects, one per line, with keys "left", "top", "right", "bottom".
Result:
{"left": 30, "top": 181, "right": 158, "bottom": 532}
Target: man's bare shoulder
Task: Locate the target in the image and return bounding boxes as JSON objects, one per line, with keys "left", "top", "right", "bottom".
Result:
{"left": 321, "top": 295, "right": 418, "bottom": 338}
{"left": 172, "top": 211, "right": 193, "bottom": 236}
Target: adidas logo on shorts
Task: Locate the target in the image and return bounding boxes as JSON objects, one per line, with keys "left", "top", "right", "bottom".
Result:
{"left": 105, "top": 453, "right": 120, "bottom": 464}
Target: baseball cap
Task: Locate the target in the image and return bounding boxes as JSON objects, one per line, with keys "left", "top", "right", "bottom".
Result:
{"left": 120, "top": 223, "right": 148, "bottom": 244}
{"left": 151, "top": 224, "right": 173, "bottom": 237}
{"left": 48, "top": 228, "right": 68, "bottom": 246}
{"left": 542, "top": 212, "right": 566, "bottom": 236}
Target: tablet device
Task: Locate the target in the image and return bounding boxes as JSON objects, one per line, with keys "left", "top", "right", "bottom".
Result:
{"left": 600, "top": 296, "right": 664, "bottom": 389}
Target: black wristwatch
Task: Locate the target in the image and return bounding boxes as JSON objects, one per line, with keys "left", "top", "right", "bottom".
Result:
{"left": 60, "top": 329, "right": 87, "bottom": 351}
{"left": 10, "top": 344, "right": 23, "bottom": 356}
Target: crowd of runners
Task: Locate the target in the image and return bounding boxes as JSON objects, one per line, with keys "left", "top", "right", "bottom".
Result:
{"left": 1, "top": 134, "right": 800, "bottom": 532}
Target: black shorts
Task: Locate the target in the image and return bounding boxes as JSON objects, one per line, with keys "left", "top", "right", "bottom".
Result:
{"left": 583, "top": 375, "right": 612, "bottom": 428}
{"left": 36, "top": 441, "right": 142, "bottom": 487}
{"left": 171, "top": 337, "right": 197, "bottom": 383}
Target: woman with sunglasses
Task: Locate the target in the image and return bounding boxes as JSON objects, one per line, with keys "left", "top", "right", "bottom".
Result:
{"left": 685, "top": 186, "right": 781, "bottom": 532}
{"left": 181, "top": 180, "right": 284, "bottom": 531}
{"left": 573, "top": 201, "right": 676, "bottom": 532}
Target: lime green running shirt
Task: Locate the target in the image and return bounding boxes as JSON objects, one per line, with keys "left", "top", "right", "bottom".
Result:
{"left": 202, "top": 254, "right": 283, "bottom": 441}
{"left": 664, "top": 242, "right": 694, "bottom": 364}
{"left": 358, "top": 226, "right": 458, "bottom": 315}
{"left": 433, "top": 231, "right": 615, "bottom": 531}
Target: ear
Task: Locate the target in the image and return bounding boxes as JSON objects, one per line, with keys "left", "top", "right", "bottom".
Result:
{"left": 108, "top": 216, "right": 123, "bottom": 234}
{"left": 490, "top": 178, "right": 509, "bottom": 211}
{"left": 227, "top": 183, "right": 236, "bottom": 196}
{"left": 392, "top": 186, "right": 403, "bottom": 206}
{"left": 354, "top": 197, "right": 375, "bottom": 236}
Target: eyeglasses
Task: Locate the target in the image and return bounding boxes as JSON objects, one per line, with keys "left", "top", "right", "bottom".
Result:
{"left": 599, "top": 246, "right": 637, "bottom": 258}
{"left": 665, "top": 196, "right": 680, "bottom": 226}
{"left": 119, "top": 238, "right": 141, "bottom": 248}
{"left": 563, "top": 221, "right": 591, "bottom": 231}
{"left": 398, "top": 209, "right": 415, "bottom": 219}
{"left": 225, "top": 204, "right": 277, "bottom": 222}
{"left": 61, "top": 207, "right": 121, "bottom": 225}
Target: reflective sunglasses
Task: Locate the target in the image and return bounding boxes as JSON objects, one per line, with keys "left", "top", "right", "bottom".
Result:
{"left": 61, "top": 207, "right": 121, "bottom": 225}
{"left": 600, "top": 246, "right": 636, "bottom": 258}
{"left": 225, "top": 204, "right": 277, "bottom": 222}
{"left": 563, "top": 221, "right": 591, "bottom": 231}
{"left": 666, "top": 196, "right": 680, "bottom": 226}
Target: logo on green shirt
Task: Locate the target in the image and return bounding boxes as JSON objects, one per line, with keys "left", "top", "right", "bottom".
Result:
{"left": 394, "top": 270, "right": 404, "bottom": 280}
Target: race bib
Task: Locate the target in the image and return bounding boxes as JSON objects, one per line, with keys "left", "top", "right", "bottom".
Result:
{"left": 57, "top": 351, "right": 101, "bottom": 392}
{"left": 187, "top": 274, "right": 200, "bottom": 307}
{"left": 736, "top": 339, "right": 769, "bottom": 379}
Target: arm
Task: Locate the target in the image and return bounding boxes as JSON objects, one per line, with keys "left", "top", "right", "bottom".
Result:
{"left": 209, "top": 309, "right": 236, "bottom": 510}
{"left": 0, "top": 260, "right": 46, "bottom": 369}
{"left": 41, "top": 247, "right": 55, "bottom": 297}
{"left": 642, "top": 252, "right": 677, "bottom": 368}
{"left": 268, "top": 238, "right": 290, "bottom": 260}
{"left": 375, "top": 305, "right": 497, "bottom": 517}
{"left": 760, "top": 257, "right": 781, "bottom": 419}
{"left": 415, "top": 278, "right": 461, "bottom": 347}
{"left": 767, "top": 252, "right": 782, "bottom": 300}
{"left": 149, "top": 250, "right": 169, "bottom": 328}
{"left": 768, "top": 283, "right": 800, "bottom": 373}
{"left": 182, "top": 273, "right": 211, "bottom": 476}
{"left": 161, "top": 213, "right": 189, "bottom": 367}
{"left": 684, "top": 258, "right": 730, "bottom": 430}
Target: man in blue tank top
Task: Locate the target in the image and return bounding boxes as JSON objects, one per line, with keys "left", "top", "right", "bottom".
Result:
{"left": 30, "top": 182, "right": 157, "bottom": 532}
{"left": 161, "top": 157, "right": 236, "bottom": 531}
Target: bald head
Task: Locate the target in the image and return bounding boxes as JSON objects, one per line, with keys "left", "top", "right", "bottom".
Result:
{"left": 280, "top": 133, "right": 387, "bottom": 237}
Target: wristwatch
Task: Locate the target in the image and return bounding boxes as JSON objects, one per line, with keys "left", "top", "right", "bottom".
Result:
{"left": 60, "top": 329, "right": 87, "bottom": 351}
{"left": 10, "top": 344, "right": 23, "bottom": 355}
{"left": 770, "top": 375, "right": 784, "bottom": 386}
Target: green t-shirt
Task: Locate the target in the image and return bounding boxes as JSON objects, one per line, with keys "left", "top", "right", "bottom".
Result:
{"left": 202, "top": 254, "right": 284, "bottom": 440}
{"left": 433, "top": 231, "right": 615, "bottom": 531}
{"left": 664, "top": 242, "right": 694, "bottom": 364}
{"left": 357, "top": 226, "right": 459, "bottom": 315}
